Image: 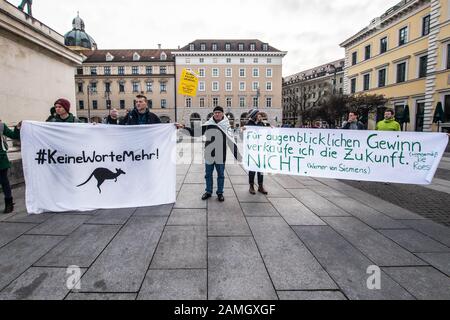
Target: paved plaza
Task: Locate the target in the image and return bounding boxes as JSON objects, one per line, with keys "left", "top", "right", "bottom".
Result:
{"left": 0, "top": 142, "right": 449, "bottom": 300}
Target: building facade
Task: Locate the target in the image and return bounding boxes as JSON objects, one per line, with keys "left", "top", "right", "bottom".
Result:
{"left": 340, "top": 0, "right": 450, "bottom": 132}
{"left": 282, "top": 59, "right": 345, "bottom": 127}
{"left": 74, "top": 49, "right": 176, "bottom": 123}
{"left": 173, "top": 40, "right": 287, "bottom": 127}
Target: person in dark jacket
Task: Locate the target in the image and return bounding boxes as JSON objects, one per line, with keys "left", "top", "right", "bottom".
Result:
{"left": 122, "top": 95, "right": 161, "bottom": 125}
{"left": 181, "top": 106, "right": 240, "bottom": 202}
{"left": 0, "top": 120, "right": 21, "bottom": 214}
{"left": 103, "top": 108, "right": 120, "bottom": 125}
{"left": 245, "top": 109, "right": 269, "bottom": 195}
{"left": 45, "top": 107, "right": 57, "bottom": 122}
{"left": 342, "top": 112, "right": 365, "bottom": 130}
{"left": 47, "top": 99, "right": 82, "bottom": 123}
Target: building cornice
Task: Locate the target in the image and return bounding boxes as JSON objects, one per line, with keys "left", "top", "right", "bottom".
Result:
{"left": 172, "top": 51, "right": 287, "bottom": 57}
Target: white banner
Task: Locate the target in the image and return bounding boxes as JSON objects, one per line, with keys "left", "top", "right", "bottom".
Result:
{"left": 21, "top": 122, "right": 177, "bottom": 214}
{"left": 243, "top": 127, "right": 449, "bottom": 185}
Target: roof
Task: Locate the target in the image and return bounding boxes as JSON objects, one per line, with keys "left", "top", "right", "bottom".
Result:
{"left": 284, "top": 59, "right": 345, "bottom": 83}
{"left": 179, "top": 39, "right": 282, "bottom": 52}
{"left": 79, "top": 49, "right": 176, "bottom": 63}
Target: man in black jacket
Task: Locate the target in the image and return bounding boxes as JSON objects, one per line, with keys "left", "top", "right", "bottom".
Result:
{"left": 181, "top": 107, "right": 240, "bottom": 202}
{"left": 342, "top": 112, "right": 365, "bottom": 130}
{"left": 122, "top": 95, "right": 161, "bottom": 125}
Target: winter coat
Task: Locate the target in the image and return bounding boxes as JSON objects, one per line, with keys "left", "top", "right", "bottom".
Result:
{"left": 376, "top": 119, "right": 401, "bottom": 131}
{"left": 122, "top": 108, "right": 161, "bottom": 125}
{"left": 0, "top": 123, "right": 20, "bottom": 170}
{"left": 342, "top": 121, "right": 365, "bottom": 130}
{"left": 103, "top": 115, "right": 119, "bottom": 125}
{"left": 47, "top": 113, "right": 82, "bottom": 123}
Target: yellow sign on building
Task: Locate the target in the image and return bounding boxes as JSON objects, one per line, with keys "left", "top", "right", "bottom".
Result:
{"left": 178, "top": 69, "right": 199, "bottom": 97}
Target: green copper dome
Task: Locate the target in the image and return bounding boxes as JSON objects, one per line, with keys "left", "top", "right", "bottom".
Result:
{"left": 64, "top": 13, "right": 97, "bottom": 50}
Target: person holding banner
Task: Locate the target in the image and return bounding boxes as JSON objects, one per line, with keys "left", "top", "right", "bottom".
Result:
{"left": 376, "top": 109, "right": 401, "bottom": 131}
{"left": 179, "top": 106, "right": 241, "bottom": 202}
{"left": 122, "top": 95, "right": 161, "bottom": 125}
{"left": 0, "top": 120, "right": 21, "bottom": 214}
{"left": 47, "top": 99, "right": 82, "bottom": 123}
{"left": 245, "top": 109, "right": 269, "bottom": 195}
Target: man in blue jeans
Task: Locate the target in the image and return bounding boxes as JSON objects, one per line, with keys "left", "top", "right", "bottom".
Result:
{"left": 182, "top": 106, "right": 240, "bottom": 202}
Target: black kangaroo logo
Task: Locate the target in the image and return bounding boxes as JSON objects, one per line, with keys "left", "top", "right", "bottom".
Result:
{"left": 77, "top": 168, "right": 126, "bottom": 194}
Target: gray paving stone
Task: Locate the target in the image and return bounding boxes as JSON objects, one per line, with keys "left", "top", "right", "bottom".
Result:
{"left": 188, "top": 164, "right": 206, "bottom": 173}
{"left": 272, "top": 175, "right": 305, "bottom": 188}
{"left": 382, "top": 267, "right": 450, "bottom": 300}
{"left": 35, "top": 225, "right": 121, "bottom": 268}
{"left": 138, "top": 269, "right": 207, "bottom": 300}
{"left": 0, "top": 235, "right": 64, "bottom": 291}
{"left": 327, "top": 196, "right": 407, "bottom": 229}
{"left": 87, "top": 207, "right": 135, "bottom": 225}
{"left": 259, "top": 178, "right": 293, "bottom": 197}
{"left": 233, "top": 185, "right": 269, "bottom": 203}
{"left": 379, "top": 229, "right": 450, "bottom": 253}
{"left": 294, "top": 226, "right": 415, "bottom": 300}
{"left": 240, "top": 203, "right": 280, "bottom": 217}
{"left": 289, "top": 189, "right": 350, "bottom": 217}
{"left": 6, "top": 212, "right": 54, "bottom": 224}
{"left": 150, "top": 226, "right": 207, "bottom": 269}
{"left": 79, "top": 217, "right": 166, "bottom": 293}
{"left": 229, "top": 175, "right": 249, "bottom": 185}
{"left": 208, "top": 189, "right": 251, "bottom": 236}
{"left": 323, "top": 217, "right": 427, "bottom": 266}
{"left": 175, "top": 184, "right": 207, "bottom": 209}
{"left": 133, "top": 204, "right": 173, "bottom": 217}
{"left": 66, "top": 293, "right": 137, "bottom": 300}
{"left": 167, "top": 209, "right": 206, "bottom": 226}
{"left": 277, "top": 291, "right": 347, "bottom": 300}
{"left": 26, "top": 215, "right": 90, "bottom": 236}
{"left": 416, "top": 253, "right": 450, "bottom": 277}
{"left": 0, "top": 223, "right": 37, "bottom": 248}
{"left": 401, "top": 220, "right": 450, "bottom": 247}
{"left": 0, "top": 267, "right": 85, "bottom": 300}
{"left": 268, "top": 198, "right": 325, "bottom": 226}
{"left": 184, "top": 172, "right": 207, "bottom": 184}
{"left": 176, "top": 175, "right": 185, "bottom": 192}
{"left": 247, "top": 217, "right": 337, "bottom": 290}
{"left": 176, "top": 164, "right": 191, "bottom": 176}
{"left": 311, "top": 186, "right": 348, "bottom": 199}
{"left": 208, "top": 237, "right": 278, "bottom": 300}
{"left": 226, "top": 165, "right": 247, "bottom": 176}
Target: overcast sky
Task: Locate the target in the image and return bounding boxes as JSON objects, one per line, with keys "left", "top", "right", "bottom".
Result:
{"left": 12, "top": 0, "right": 399, "bottom": 76}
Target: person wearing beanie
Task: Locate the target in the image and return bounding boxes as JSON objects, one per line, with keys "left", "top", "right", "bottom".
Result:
{"left": 47, "top": 98, "right": 82, "bottom": 123}
{"left": 179, "top": 106, "right": 241, "bottom": 202}
{"left": 244, "top": 109, "right": 269, "bottom": 195}
{"left": 0, "top": 119, "right": 21, "bottom": 214}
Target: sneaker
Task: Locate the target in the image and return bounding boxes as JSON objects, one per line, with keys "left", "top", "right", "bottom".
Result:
{"left": 201, "top": 193, "right": 212, "bottom": 201}
{"left": 218, "top": 194, "right": 225, "bottom": 202}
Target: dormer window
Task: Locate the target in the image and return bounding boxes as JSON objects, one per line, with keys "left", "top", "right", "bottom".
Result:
{"left": 262, "top": 43, "right": 268, "bottom": 51}
{"left": 133, "top": 52, "right": 141, "bottom": 61}
{"left": 225, "top": 43, "right": 231, "bottom": 51}
{"left": 250, "top": 43, "right": 256, "bottom": 51}
{"left": 189, "top": 43, "right": 195, "bottom": 51}
{"left": 212, "top": 43, "right": 218, "bottom": 51}
{"left": 106, "top": 52, "right": 114, "bottom": 61}
{"left": 238, "top": 43, "right": 244, "bottom": 51}
{"left": 200, "top": 43, "right": 206, "bottom": 51}
{"left": 160, "top": 52, "right": 167, "bottom": 60}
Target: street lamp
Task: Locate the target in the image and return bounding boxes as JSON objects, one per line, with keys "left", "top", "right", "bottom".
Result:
{"left": 86, "top": 84, "right": 92, "bottom": 123}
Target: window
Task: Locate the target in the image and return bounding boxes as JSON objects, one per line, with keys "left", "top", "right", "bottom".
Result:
{"left": 146, "top": 82, "right": 153, "bottom": 92}
{"left": 212, "top": 43, "right": 218, "bottom": 51}
{"left": 92, "top": 100, "right": 98, "bottom": 110}
{"left": 199, "top": 58, "right": 205, "bottom": 63}
{"left": 198, "top": 68, "right": 205, "bottom": 77}
{"left": 226, "top": 82, "right": 232, "bottom": 91}
{"left": 185, "top": 58, "right": 191, "bottom": 64}
{"left": 212, "top": 82, "right": 219, "bottom": 91}
{"left": 239, "top": 68, "right": 246, "bottom": 77}
{"left": 77, "top": 83, "right": 83, "bottom": 93}
{"left": 225, "top": 43, "right": 231, "bottom": 51}
{"left": 266, "top": 97, "right": 272, "bottom": 108}
{"left": 399, "top": 27, "right": 408, "bottom": 46}
{"left": 212, "top": 68, "right": 219, "bottom": 77}
{"left": 119, "top": 82, "right": 125, "bottom": 93}
{"left": 253, "top": 68, "right": 259, "bottom": 77}
{"left": 226, "top": 58, "right": 232, "bottom": 63}
{"left": 160, "top": 66, "right": 167, "bottom": 74}
{"left": 267, "top": 58, "right": 272, "bottom": 63}
{"left": 104, "top": 66, "right": 111, "bottom": 75}
{"left": 396, "top": 62, "right": 407, "bottom": 83}
{"left": 118, "top": 66, "right": 125, "bottom": 75}
{"left": 266, "top": 82, "right": 272, "bottom": 91}
{"left": 350, "top": 78, "right": 357, "bottom": 94}
{"left": 238, "top": 43, "right": 244, "bottom": 51}
{"left": 189, "top": 43, "right": 195, "bottom": 51}
{"left": 77, "top": 68, "right": 83, "bottom": 75}
{"left": 200, "top": 43, "right": 206, "bottom": 51}
{"left": 363, "top": 74, "right": 370, "bottom": 91}
{"left": 253, "top": 97, "right": 259, "bottom": 108}
{"left": 240, "top": 97, "right": 246, "bottom": 108}
{"left": 199, "top": 98, "right": 205, "bottom": 108}
{"left": 252, "top": 82, "right": 259, "bottom": 91}
{"left": 266, "top": 68, "right": 273, "bottom": 77}
{"left": 445, "top": 95, "right": 450, "bottom": 122}
{"left": 365, "top": 45, "right": 371, "bottom": 60}
{"left": 120, "top": 100, "right": 125, "bottom": 109}
{"left": 253, "top": 58, "right": 259, "bottom": 63}
{"left": 447, "top": 44, "right": 450, "bottom": 69}
{"left": 239, "top": 82, "right": 246, "bottom": 91}
{"left": 250, "top": 43, "right": 256, "bottom": 51}
{"left": 212, "top": 98, "right": 219, "bottom": 107}
{"left": 380, "top": 37, "right": 388, "bottom": 54}
{"left": 161, "top": 99, "right": 167, "bottom": 109}
{"left": 132, "top": 82, "right": 140, "bottom": 93}
{"left": 378, "top": 69, "right": 387, "bottom": 87}
{"left": 147, "top": 99, "right": 153, "bottom": 109}
{"left": 422, "top": 15, "right": 431, "bottom": 36}
{"left": 199, "top": 81, "right": 205, "bottom": 92}
{"left": 79, "top": 100, "right": 84, "bottom": 110}
{"left": 90, "top": 67, "right": 97, "bottom": 75}
{"left": 419, "top": 55, "right": 428, "bottom": 78}
{"left": 263, "top": 43, "right": 268, "bottom": 51}
{"left": 186, "top": 97, "right": 192, "bottom": 108}
{"left": 90, "top": 83, "right": 97, "bottom": 93}
{"left": 416, "top": 102, "right": 425, "bottom": 132}
{"left": 226, "top": 97, "right": 232, "bottom": 108}
{"left": 240, "top": 58, "right": 245, "bottom": 63}
{"left": 160, "top": 82, "right": 167, "bottom": 92}
{"left": 106, "top": 100, "right": 111, "bottom": 109}
{"left": 352, "top": 52, "right": 358, "bottom": 65}
{"left": 146, "top": 66, "right": 153, "bottom": 75}
{"left": 105, "top": 82, "right": 111, "bottom": 93}
{"left": 226, "top": 68, "right": 232, "bottom": 77}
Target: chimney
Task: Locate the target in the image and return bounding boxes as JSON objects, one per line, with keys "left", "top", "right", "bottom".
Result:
{"left": 158, "top": 44, "right": 161, "bottom": 49}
